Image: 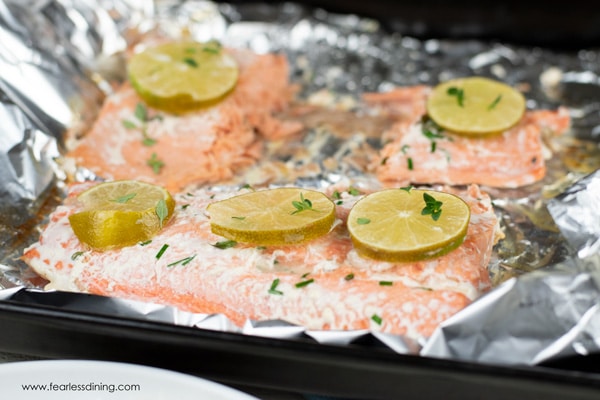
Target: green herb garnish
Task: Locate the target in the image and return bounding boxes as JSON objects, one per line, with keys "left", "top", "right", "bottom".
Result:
{"left": 156, "top": 244, "right": 169, "bottom": 259}
{"left": 112, "top": 192, "right": 136, "bottom": 203}
{"left": 268, "top": 278, "right": 284, "bottom": 295}
{"left": 231, "top": 216, "right": 246, "bottom": 220}
{"left": 142, "top": 133, "right": 157, "bottom": 147}
{"left": 155, "top": 199, "right": 168, "bottom": 228}
{"left": 291, "top": 193, "right": 315, "bottom": 215}
{"left": 407, "top": 157, "right": 414, "bottom": 170}
{"left": 167, "top": 255, "right": 196, "bottom": 267}
{"left": 295, "top": 278, "right": 314, "bottom": 288}
{"left": 447, "top": 86, "right": 464, "bottom": 107}
{"left": 421, "top": 193, "right": 443, "bottom": 221}
{"left": 356, "top": 217, "right": 371, "bottom": 225}
{"left": 379, "top": 281, "right": 393, "bottom": 286}
{"left": 348, "top": 187, "right": 361, "bottom": 196}
{"left": 344, "top": 273, "right": 355, "bottom": 281}
{"left": 122, "top": 120, "right": 137, "bottom": 129}
{"left": 213, "top": 240, "right": 237, "bottom": 249}
{"left": 71, "top": 251, "right": 84, "bottom": 261}
{"left": 147, "top": 152, "right": 165, "bottom": 174}
{"left": 183, "top": 57, "right": 198, "bottom": 68}
{"left": 371, "top": 314, "right": 383, "bottom": 325}
{"left": 139, "top": 240, "right": 152, "bottom": 246}
{"left": 134, "top": 102, "right": 148, "bottom": 122}
{"left": 400, "top": 185, "right": 413, "bottom": 193}
{"left": 488, "top": 94, "right": 502, "bottom": 110}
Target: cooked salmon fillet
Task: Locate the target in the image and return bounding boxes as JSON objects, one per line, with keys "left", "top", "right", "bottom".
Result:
{"left": 22, "top": 182, "right": 500, "bottom": 339}
{"left": 65, "top": 48, "right": 302, "bottom": 193}
{"left": 364, "top": 86, "right": 571, "bottom": 188}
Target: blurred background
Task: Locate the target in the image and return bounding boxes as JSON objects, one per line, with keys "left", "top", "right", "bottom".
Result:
{"left": 225, "top": 0, "right": 600, "bottom": 49}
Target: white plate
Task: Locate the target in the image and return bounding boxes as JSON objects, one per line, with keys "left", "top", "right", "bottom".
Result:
{"left": 0, "top": 359, "right": 260, "bottom": 400}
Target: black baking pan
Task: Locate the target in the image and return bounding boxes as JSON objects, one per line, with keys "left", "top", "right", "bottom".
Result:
{"left": 2, "top": 2, "right": 600, "bottom": 399}
{"left": 1, "top": 290, "right": 600, "bottom": 400}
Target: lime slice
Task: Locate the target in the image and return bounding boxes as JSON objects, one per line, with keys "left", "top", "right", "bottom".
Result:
{"left": 347, "top": 188, "right": 470, "bottom": 262}
{"left": 207, "top": 188, "right": 336, "bottom": 246}
{"left": 426, "top": 76, "right": 526, "bottom": 135}
{"left": 128, "top": 41, "right": 239, "bottom": 113}
{"left": 68, "top": 180, "right": 176, "bottom": 250}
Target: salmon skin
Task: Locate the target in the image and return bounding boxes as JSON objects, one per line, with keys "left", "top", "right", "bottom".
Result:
{"left": 65, "top": 47, "right": 302, "bottom": 193}
{"left": 22, "top": 182, "right": 501, "bottom": 340}
{"left": 363, "top": 86, "right": 571, "bottom": 188}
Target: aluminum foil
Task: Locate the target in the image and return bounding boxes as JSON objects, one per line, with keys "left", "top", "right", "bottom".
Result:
{"left": 1, "top": 0, "right": 600, "bottom": 366}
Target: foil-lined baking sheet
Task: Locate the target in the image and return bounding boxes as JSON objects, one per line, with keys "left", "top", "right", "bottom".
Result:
{"left": 1, "top": 0, "right": 600, "bottom": 367}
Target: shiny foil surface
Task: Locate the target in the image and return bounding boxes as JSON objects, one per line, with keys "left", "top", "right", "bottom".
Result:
{"left": 1, "top": 0, "right": 600, "bottom": 366}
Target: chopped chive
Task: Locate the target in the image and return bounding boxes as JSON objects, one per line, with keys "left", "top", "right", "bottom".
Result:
{"left": 139, "top": 239, "right": 152, "bottom": 246}
{"left": 430, "top": 141, "right": 437, "bottom": 153}
{"left": 332, "top": 191, "right": 342, "bottom": 200}
{"left": 407, "top": 157, "right": 414, "bottom": 170}
{"left": 273, "top": 259, "right": 279, "bottom": 265}
{"left": 71, "top": 251, "right": 84, "bottom": 261}
{"left": 231, "top": 216, "right": 246, "bottom": 220}
{"left": 213, "top": 240, "right": 237, "bottom": 249}
{"left": 418, "top": 286, "right": 433, "bottom": 291}
{"left": 112, "top": 192, "right": 136, "bottom": 203}
{"left": 371, "top": 314, "right": 383, "bottom": 325}
{"left": 379, "top": 281, "right": 393, "bottom": 286}
{"left": 167, "top": 255, "right": 196, "bottom": 267}
{"left": 336, "top": 200, "right": 343, "bottom": 205}
{"left": 183, "top": 57, "right": 198, "bottom": 67}
{"left": 356, "top": 217, "right": 371, "bottom": 225}
{"left": 256, "top": 246, "right": 267, "bottom": 250}
{"left": 156, "top": 244, "right": 169, "bottom": 259}
{"left": 203, "top": 41, "right": 222, "bottom": 53}
{"left": 295, "top": 278, "right": 314, "bottom": 288}
{"left": 181, "top": 204, "right": 190, "bottom": 210}
{"left": 487, "top": 94, "right": 502, "bottom": 110}
{"left": 301, "top": 272, "right": 310, "bottom": 278}
{"left": 268, "top": 278, "right": 283, "bottom": 295}
{"left": 381, "top": 156, "right": 388, "bottom": 166}
{"left": 344, "top": 273, "right": 355, "bottom": 281}
{"left": 240, "top": 183, "right": 254, "bottom": 191}
{"left": 202, "top": 46, "right": 220, "bottom": 54}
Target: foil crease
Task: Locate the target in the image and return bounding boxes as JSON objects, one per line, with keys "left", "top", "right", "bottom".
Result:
{"left": 547, "top": 170, "right": 600, "bottom": 259}
{"left": 422, "top": 254, "right": 600, "bottom": 365}
{"left": 1, "top": 0, "right": 600, "bottom": 366}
